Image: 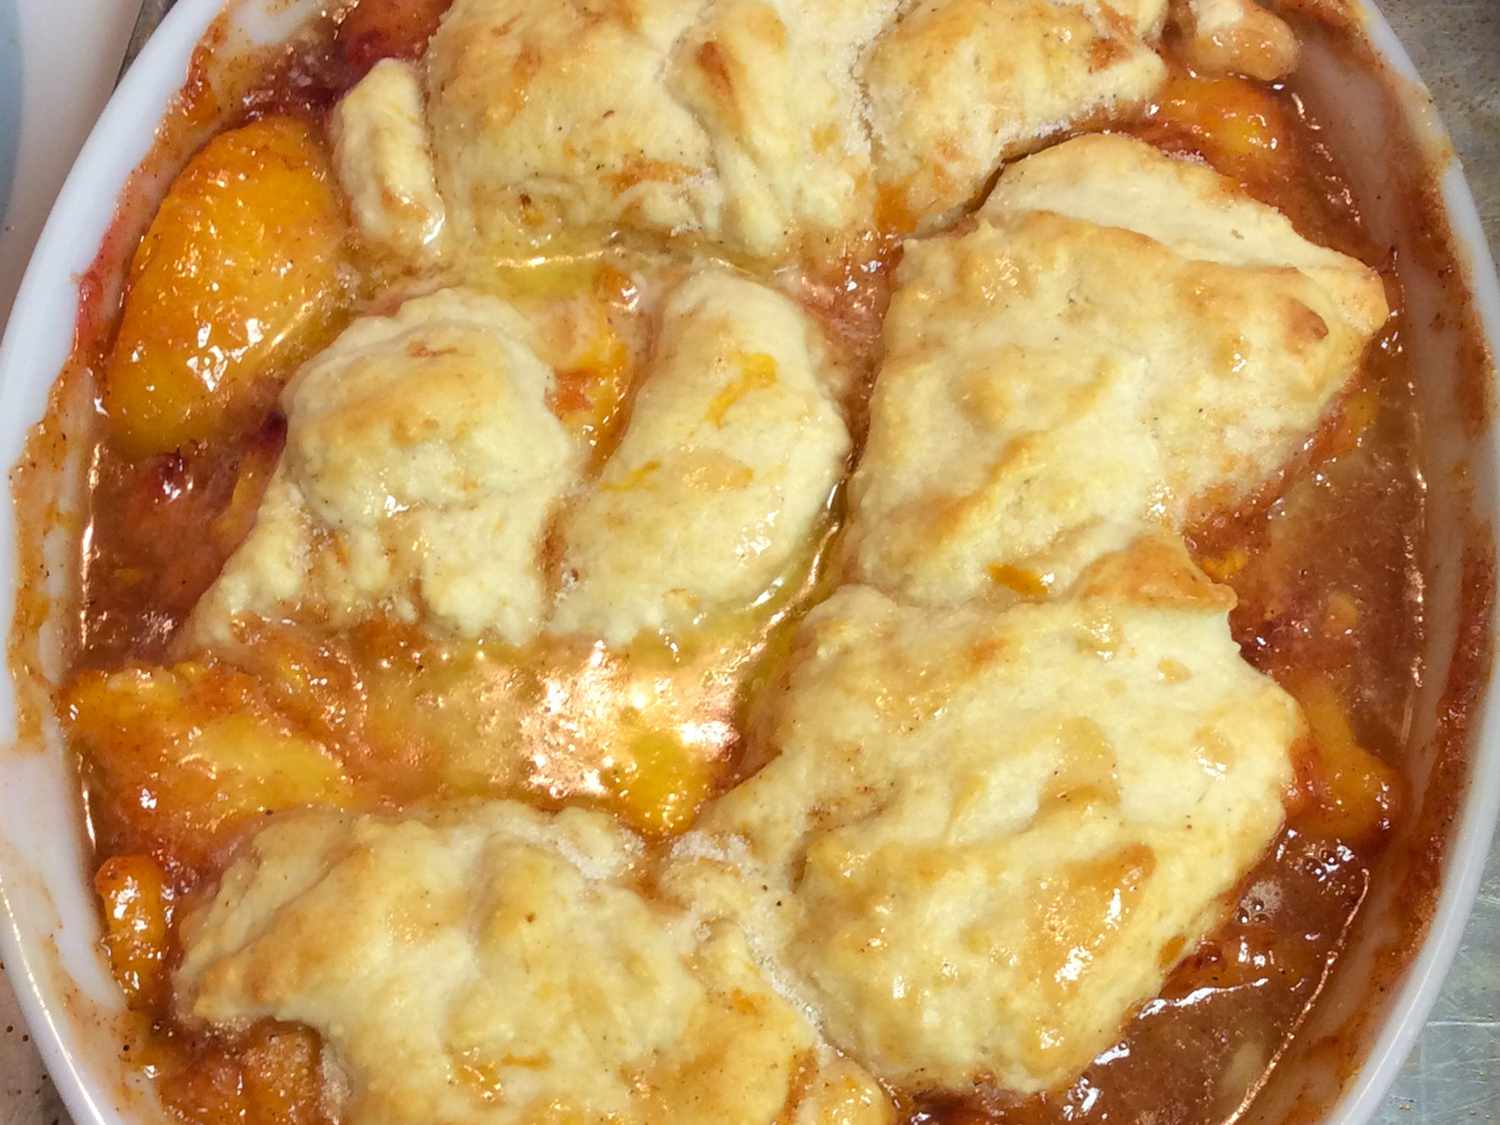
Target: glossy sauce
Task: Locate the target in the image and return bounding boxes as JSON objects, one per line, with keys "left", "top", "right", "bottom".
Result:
{"left": 58, "top": 5, "right": 1425, "bottom": 1123}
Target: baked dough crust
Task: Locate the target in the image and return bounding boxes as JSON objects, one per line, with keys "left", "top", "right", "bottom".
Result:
{"left": 418, "top": 0, "right": 1172, "bottom": 258}
{"left": 425, "top": 0, "right": 889, "bottom": 260}
{"left": 176, "top": 801, "right": 894, "bottom": 1124}
{"left": 554, "top": 271, "right": 850, "bottom": 643}
{"left": 193, "top": 289, "right": 580, "bottom": 645}
{"left": 864, "top": 0, "right": 1167, "bottom": 232}
{"left": 847, "top": 134, "right": 1388, "bottom": 607}
{"left": 331, "top": 59, "right": 447, "bottom": 261}
{"left": 666, "top": 538, "right": 1302, "bottom": 1093}
{"left": 1172, "top": 0, "right": 1299, "bottom": 81}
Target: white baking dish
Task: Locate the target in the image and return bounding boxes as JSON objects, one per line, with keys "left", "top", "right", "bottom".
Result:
{"left": 0, "top": 1, "right": 1495, "bottom": 1121}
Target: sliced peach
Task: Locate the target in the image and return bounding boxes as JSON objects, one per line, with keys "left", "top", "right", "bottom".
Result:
{"left": 345, "top": 624, "right": 720, "bottom": 834}
{"left": 1200, "top": 546, "right": 1250, "bottom": 583}
{"left": 66, "top": 661, "right": 354, "bottom": 865}
{"left": 104, "top": 117, "right": 349, "bottom": 458}
{"left": 158, "top": 1022, "right": 330, "bottom": 1125}
{"left": 238, "top": 1024, "right": 330, "bottom": 1124}
{"left": 601, "top": 729, "right": 715, "bottom": 836}
{"left": 1291, "top": 677, "right": 1401, "bottom": 843}
{"left": 94, "top": 853, "right": 172, "bottom": 1009}
{"left": 1135, "top": 75, "right": 1294, "bottom": 187}
{"left": 549, "top": 307, "right": 633, "bottom": 460}
{"left": 986, "top": 563, "right": 1052, "bottom": 600}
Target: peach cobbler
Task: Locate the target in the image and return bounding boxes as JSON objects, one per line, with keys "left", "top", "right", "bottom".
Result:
{"left": 24, "top": 0, "right": 1435, "bottom": 1120}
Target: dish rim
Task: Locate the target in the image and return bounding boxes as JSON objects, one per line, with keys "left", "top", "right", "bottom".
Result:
{"left": 1309, "top": 5, "right": 1500, "bottom": 1119}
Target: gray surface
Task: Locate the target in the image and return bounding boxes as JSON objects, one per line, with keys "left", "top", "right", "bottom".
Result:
{"left": 1378, "top": 857, "right": 1500, "bottom": 1122}
{"left": 1, "top": 0, "right": 1497, "bottom": 1122}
